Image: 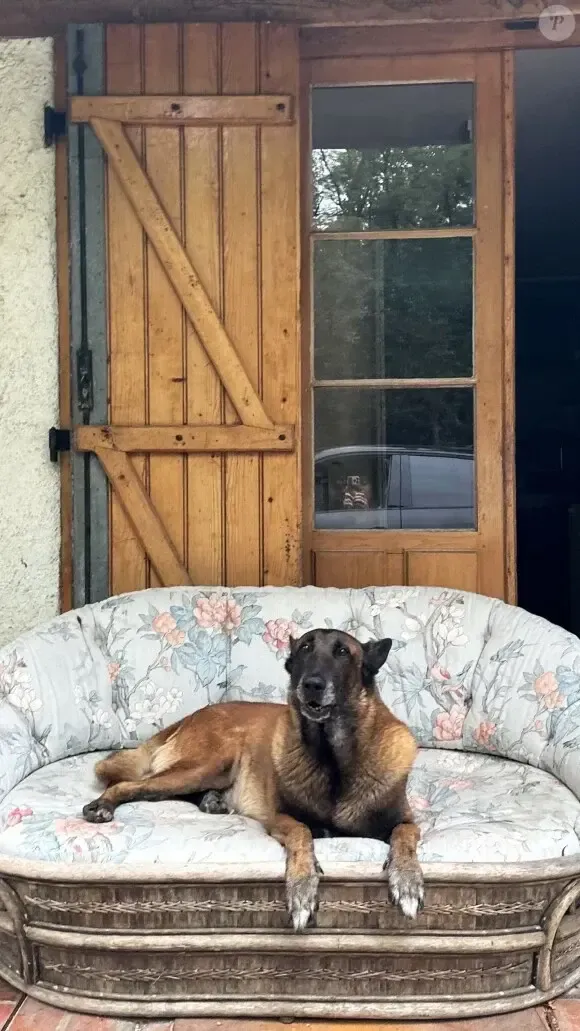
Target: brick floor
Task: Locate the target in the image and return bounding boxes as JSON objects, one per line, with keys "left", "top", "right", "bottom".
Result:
{"left": 4, "top": 984, "right": 580, "bottom": 1031}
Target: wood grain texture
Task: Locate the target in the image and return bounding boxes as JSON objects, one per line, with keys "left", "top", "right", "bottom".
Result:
{"left": 474, "top": 52, "right": 507, "bottom": 600}
{"left": 406, "top": 552, "right": 478, "bottom": 593}
{"left": 182, "top": 23, "right": 224, "bottom": 586}
{"left": 222, "top": 23, "right": 262, "bottom": 586}
{"left": 6, "top": 0, "right": 576, "bottom": 33}
{"left": 306, "top": 52, "right": 476, "bottom": 86}
{"left": 98, "top": 23, "right": 301, "bottom": 593}
{"left": 106, "top": 25, "right": 148, "bottom": 596}
{"left": 314, "top": 551, "right": 390, "bottom": 589}
{"left": 96, "top": 448, "right": 192, "bottom": 587}
{"left": 75, "top": 425, "right": 294, "bottom": 453}
{"left": 301, "top": 20, "right": 580, "bottom": 59}
{"left": 71, "top": 93, "right": 293, "bottom": 125}
{"left": 143, "top": 23, "right": 185, "bottom": 590}
{"left": 260, "top": 24, "right": 302, "bottom": 586}
{"left": 92, "top": 116, "right": 274, "bottom": 429}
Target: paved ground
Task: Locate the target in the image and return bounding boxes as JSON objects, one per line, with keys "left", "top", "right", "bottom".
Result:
{"left": 3, "top": 982, "right": 580, "bottom": 1030}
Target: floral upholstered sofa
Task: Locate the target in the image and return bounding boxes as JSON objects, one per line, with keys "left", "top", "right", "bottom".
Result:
{"left": 1, "top": 585, "right": 580, "bottom": 1020}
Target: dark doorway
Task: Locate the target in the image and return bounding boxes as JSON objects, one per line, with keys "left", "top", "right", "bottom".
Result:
{"left": 515, "top": 47, "right": 580, "bottom": 634}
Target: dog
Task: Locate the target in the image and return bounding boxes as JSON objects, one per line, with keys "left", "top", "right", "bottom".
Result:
{"left": 83, "top": 628, "right": 424, "bottom": 930}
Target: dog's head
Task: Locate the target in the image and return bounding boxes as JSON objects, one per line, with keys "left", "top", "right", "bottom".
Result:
{"left": 284, "top": 628, "right": 392, "bottom": 725}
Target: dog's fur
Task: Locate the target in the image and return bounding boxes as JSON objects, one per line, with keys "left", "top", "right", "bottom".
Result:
{"left": 83, "top": 628, "right": 424, "bottom": 930}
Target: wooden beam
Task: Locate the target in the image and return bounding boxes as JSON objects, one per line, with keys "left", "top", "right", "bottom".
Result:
{"left": 3, "top": 1, "right": 580, "bottom": 34}
{"left": 301, "top": 19, "right": 580, "bottom": 58}
{"left": 95, "top": 448, "right": 193, "bottom": 587}
{"left": 91, "top": 117, "right": 274, "bottom": 430}
{"left": 70, "top": 94, "right": 293, "bottom": 126}
{"left": 75, "top": 424, "right": 295, "bottom": 453}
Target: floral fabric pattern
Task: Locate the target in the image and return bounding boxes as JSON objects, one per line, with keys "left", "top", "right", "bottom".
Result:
{"left": 0, "top": 749, "right": 578, "bottom": 867}
{"left": 1, "top": 584, "right": 580, "bottom": 871}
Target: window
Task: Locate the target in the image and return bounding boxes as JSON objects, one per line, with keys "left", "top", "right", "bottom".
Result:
{"left": 311, "top": 80, "right": 476, "bottom": 531}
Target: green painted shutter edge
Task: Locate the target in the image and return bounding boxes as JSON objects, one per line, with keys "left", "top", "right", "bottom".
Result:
{"left": 67, "top": 24, "right": 110, "bottom": 607}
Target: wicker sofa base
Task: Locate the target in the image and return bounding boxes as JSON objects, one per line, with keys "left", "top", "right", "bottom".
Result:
{"left": 2, "top": 860, "right": 580, "bottom": 1019}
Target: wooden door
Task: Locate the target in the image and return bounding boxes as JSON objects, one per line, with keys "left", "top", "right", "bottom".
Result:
{"left": 66, "top": 24, "right": 300, "bottom": 602}
{"left": 303, "top": 52, "right": 515, "bottom": 601}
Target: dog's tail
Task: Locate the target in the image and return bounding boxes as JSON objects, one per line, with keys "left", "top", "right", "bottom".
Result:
{"left": 94, "top": 722, "right": 182, "bottom": 785}
{"left": 95, "top": 745, "right": 153, "bottom": 786}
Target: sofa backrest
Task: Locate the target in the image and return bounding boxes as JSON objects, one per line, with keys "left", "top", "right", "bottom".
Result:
{"left": 1, "top": 585, "right": 579, "bottom": 801}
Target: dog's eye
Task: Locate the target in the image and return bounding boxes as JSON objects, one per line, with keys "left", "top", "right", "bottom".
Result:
{"left": 335, "top": 644, "right": 349, "bottom": 657}
{"left": 299, "top": 639, "right": 313, "bottom": 653}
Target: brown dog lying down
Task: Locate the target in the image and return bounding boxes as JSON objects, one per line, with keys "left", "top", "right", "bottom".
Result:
{"left": 83, "top": 628, "right": 424, "bottom": 931}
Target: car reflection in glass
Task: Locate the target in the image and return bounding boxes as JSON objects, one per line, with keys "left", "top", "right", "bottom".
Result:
{"left": 314, "top": 446, "right": 475, "bottom": 530}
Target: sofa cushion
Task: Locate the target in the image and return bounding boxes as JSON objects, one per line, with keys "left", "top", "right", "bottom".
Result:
{"left": 1, "top": 748, "right": 578, "bottom": 870}
{"left": 2, "top": 585, "right": 580, "bottom": 815}
{"left": 0, "top": 585, "right": 497, "bottom": 796}
{"left": 464, "top": 601, "right": 580, "bottom": 800}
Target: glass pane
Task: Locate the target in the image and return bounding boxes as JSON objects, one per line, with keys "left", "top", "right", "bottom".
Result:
{"left": 314, "top": 388, "right": 474, "bottom": 530}
{"left": 314, "top": 238, "right": 473, "bottom": 380}
{"left": 312, "top": 83, "right": 473, "bottom": 231}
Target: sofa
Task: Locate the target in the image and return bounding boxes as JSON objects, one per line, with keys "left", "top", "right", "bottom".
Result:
{"left": 1, "top": 584, "right": 580, "bottom": 1019}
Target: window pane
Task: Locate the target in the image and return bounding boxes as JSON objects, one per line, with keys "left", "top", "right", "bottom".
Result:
{"left": 314, "top": 388, "right": 474, "bottom": 530}
{"left": 312, "top": 83, "right": 473, "bottom": 231}
{"left": 314, "top": 238, "right": 473, "bottom": 380}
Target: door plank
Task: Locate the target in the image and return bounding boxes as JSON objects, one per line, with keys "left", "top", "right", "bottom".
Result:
{"left": 92, "top": 115, "right": 274, "bottom": 430}
{"left": 474, "top": 52, "right": 506, "bottom": 600}
{"left": 143, "top": 24, "right": 186, "bottom": 590}
{"left": 106, "top": 25, "right": 148, "bottom": 596}
{"left": 71, "top": 93, "right": 293, "bottom": 125}
{"left": 260, "top": 24, "right": 302, "bottom": 586}
{"left": 96, "top": 448, "right": 193, "bottom": 587}
{"left": 313, "top": 551, "right": 404, "bottom": 589}
{"left": 406, "top": 552, "right": 478, "bottom": 593}
{"left": 222, "top": 23, "right": 262, "bottom": 585}
{"left": 182, "top": 23, "right": 224, "bottom": 585}
{"left": 75, "top": 425, "right": 294, "bottom": 453}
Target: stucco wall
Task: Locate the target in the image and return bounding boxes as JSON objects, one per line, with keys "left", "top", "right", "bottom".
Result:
{"left": 0, "top": 39, "right": 59, "bottom": 646}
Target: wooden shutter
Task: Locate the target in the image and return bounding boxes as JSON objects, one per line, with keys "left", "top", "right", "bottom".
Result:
{"left": 68, "top": 24, "right": 300, "bottom": 596}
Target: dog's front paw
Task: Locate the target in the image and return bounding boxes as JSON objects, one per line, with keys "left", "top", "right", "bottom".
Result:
{"left": 286, "top": 872, "right": 320, "bottom": 932}
{"left": 83, "top": 798, "right": 114, "bottom": 824}
{"left": 385, "top": 858, "right": 424, "bottom": 920}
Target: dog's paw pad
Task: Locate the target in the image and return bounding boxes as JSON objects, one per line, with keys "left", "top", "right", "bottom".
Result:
{"left": 386, "top": 860, "right": 424, "bottom": 920}
{"left": 83, "top": 799, "right": 114, "bottom": 824}
{"left": 286, "top": 873, "right": 320, "bottom": 933}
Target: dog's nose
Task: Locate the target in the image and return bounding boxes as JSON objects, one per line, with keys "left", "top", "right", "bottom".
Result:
{"left": 303, "top": 675, "right": 325, "bottom": 695}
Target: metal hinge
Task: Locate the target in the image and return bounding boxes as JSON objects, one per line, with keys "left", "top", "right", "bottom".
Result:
{"left": 504, "top": 19, "right": 539, "bottom": 30}
{"left": 44, "top": 106, "right": 67, "bottom": 147}
{"left": 48, "top": 427, "right": 71, "bottom": 463}
{"left": 77, "top": 350, "right": 94, "bottom": 413}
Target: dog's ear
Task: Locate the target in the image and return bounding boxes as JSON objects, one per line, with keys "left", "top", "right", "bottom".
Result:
{"left": 361, "top": 637, "right": 392, "bottom": 679}
{"left": 284, "top": 635, "right": 297, "bottom": 674}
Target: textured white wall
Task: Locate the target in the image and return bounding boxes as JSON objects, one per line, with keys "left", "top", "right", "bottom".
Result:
{"left": 0, "top": 39, "right": 59, "bottom": 646}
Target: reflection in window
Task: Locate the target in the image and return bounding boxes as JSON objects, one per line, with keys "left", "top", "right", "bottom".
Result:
{"left": 314, "top": 238, "right": 473, "bottom": 380}
{"left": 314, "top": 390, "right": 475, "bottom": 530}
{"left": 312, "top": 83, "right": 474, "bottom": 231}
